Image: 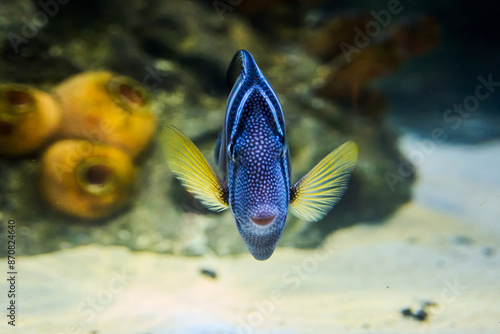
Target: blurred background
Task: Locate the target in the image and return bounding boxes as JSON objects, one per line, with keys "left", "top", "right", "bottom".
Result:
{"left": 0, "top": 0, "right": 499, "bottom": 333}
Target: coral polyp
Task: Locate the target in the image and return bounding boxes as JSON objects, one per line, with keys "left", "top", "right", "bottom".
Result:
{"left": 55, "top": 71, "right": 157, "bottom": 159}
{"left": 0, "top": 84, "right": 61, "bottom": 156}
{"left": 39, "top": 139, "right": 136, "bottom": 219}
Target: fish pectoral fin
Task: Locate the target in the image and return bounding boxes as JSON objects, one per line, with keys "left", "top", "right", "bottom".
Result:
{"left": 161, "top": 125, "right": 229, "bottom": 212}
{"left": 289, "top": 141, "right": 359, "bottom": 222}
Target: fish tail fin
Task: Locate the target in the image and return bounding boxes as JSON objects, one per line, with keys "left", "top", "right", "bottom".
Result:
{"left": 289, "top": 141, "right": 358, "bottom": 222}
{"left": 161, "top": 125, "right": 229, "bottom": 212}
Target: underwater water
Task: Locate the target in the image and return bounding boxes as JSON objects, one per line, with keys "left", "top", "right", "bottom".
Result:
{"left": 0, "top": 0, "right": 499, "bottom": 333}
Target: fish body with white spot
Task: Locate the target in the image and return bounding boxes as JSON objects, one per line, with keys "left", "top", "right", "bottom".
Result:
{"left": 161, "top": 50, "right": 358, "bottom": 260}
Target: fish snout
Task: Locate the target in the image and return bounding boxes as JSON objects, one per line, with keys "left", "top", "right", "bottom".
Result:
{"left": 250, "top": 215, "right": 276, "bottom": 226}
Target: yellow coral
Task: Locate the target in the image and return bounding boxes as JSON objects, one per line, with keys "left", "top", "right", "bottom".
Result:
{"left": 40, "top": 139, "right": 136, "bottom": 219}
{"left": 0, "top": 84, "right": 61, "bottom": 156}
{"left": 55, "top": 71, "right": 157, "bottom": 159}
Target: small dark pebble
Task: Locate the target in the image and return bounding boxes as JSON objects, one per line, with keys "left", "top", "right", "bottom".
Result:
{"left": 401, "top": 301, "right": 436, "bottom": 321}
{"left": 401, "top": 308, "right": 413, "bottom": 317}
{"left": 414, "top": 310, "right": 428, "bottom": 321}
{"left": 200, "top": 268, "right": 217, "bottom": 279}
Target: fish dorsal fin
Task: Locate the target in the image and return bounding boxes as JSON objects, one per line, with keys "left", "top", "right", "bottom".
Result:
{"left": 161, "top": 125, "right": 229, "bottom": 212}
{"left": 226, "top": 50, "right": 246, "bottom": 88}
{"left": 226, "top": 50, "right": 286, "bottom": 141}
{"left": 289, "top": 142, "right": 358, "bottom": 222}
{"left": 226, "top": 50, "right": 261, "bottom": 88}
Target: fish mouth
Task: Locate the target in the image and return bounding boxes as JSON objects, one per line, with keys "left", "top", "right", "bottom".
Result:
{"left": 250, "top": 215, "right": 276, "bottom": 226}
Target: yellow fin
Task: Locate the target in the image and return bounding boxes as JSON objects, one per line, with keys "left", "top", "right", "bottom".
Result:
{"left": 289, "top": 141, "right": 358, "bottom": 222}
{"left": 160, "top": 125, "right": 228, "bottom": 212}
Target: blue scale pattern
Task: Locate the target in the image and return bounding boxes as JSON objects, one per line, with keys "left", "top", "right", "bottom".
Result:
{"left": 228, "top": 89, "right": 289, "bottom": 260}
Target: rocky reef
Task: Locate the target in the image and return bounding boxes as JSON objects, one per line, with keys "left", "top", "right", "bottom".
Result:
{"left": 0, "top": 0, "right": 426, "bottom": 257}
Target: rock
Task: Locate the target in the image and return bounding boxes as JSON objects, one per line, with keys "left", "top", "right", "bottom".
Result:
{"left": 310, "top": 12, "right": 439, "bottom": 122}
{"left": 385, "top": 15, "right": 440, "bottom": 59}
{"left": 0, "top": 0, "right": 36, "bottom": 53}
{"left": 305, "top": 10, "right": 372, "bottom": 62}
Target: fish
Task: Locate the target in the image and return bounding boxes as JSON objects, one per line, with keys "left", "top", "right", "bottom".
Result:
{"left": 161, "top": 50, "right": 358, "bottom": 261}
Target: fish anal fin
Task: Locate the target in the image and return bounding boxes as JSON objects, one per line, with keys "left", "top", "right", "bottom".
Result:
{"left": 161, "top": 125, "right": 229, "bottom": 212}
{"left": 289, "top": 141, "right": 359, "bottom": 222}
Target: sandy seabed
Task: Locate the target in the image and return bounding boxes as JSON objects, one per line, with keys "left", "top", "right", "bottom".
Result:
{"left": 1, "top": 138, "right": 499, "bottom": 334}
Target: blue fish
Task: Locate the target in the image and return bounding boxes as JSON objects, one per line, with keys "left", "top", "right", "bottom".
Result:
{"left": 161, "top": 50, "right": 358, "bottom": 260}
